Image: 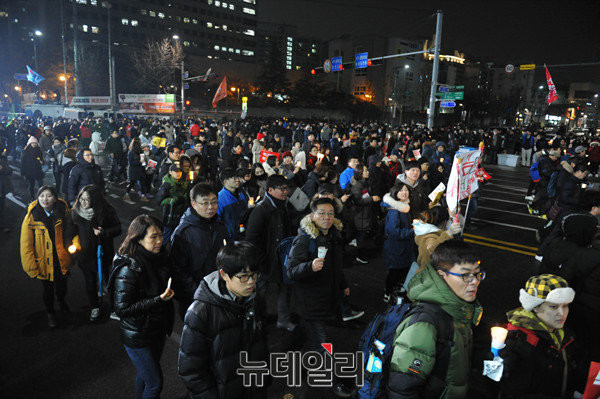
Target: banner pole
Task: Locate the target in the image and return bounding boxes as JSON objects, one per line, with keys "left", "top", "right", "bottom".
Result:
{"left": 461, "top": 194, "right": 472, "bottom": 235}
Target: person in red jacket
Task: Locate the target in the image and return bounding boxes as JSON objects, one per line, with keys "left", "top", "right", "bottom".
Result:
{"left": 588, "top": 141, "right": 600, "bottom": 176}
{"left": 189, "top": 121, "right": 201, "bottom": 138}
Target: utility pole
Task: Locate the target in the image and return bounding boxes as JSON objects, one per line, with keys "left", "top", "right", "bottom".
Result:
{"left": 106, "top": 2, "right": 115, "bottom": 116}
{"left": 181, "top": 61, "right": 185, "bottom": 118}
{"left": 427, "top": 10, "right": 443, "bottom": 130}
{"left": 111, "top": 56, "right": 116, "bottom": 117}
{"left": 60, "top": 0, "right": 68, "bottom": 105}
{"left": 72, "top": 1, "right": 81, "bottom": 96}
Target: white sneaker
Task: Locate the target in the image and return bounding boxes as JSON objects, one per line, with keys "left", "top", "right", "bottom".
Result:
{"left": 90, "top": 307, "right": 101, "bottom": 322}
{"left": 109, "top": 311, "right": 120, "bottom": 321}
{"left": 524, "top": 195, "right": 534, "bottom": 201}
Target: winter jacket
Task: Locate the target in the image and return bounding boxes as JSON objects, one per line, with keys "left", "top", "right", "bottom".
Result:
{"left": 20, "top": 145, "right": 44, "bottom": 180}
{"left": 169, "top": 208, "right": 229, "bottom": 303}
{"left": 537, "top": 155, "right": 556, "bottom": 189}
{"left": 156, "top": 174, "right": 190, "bottom": 228}
{"left": 383, "top": 193, "right": 414, "bottom": 270}
{"left": 217, "top": 188, "right": 248, "bottom": 240}
{"left": 301, "top": 171, "right": 324, "bottom": 200}
{"left": 110, "top": 249, "right": 174, "bottom": 348}
{"left": 286, "top": 214, "right": 347, "bottom": 321}
{"left": 20, "top": 199, "right": 75, "bottom": 281}
{"left": 397, "top": 173, "right": 430, "bottom": 219}
{"left": 245, "top": 194, "right": 296, "bottom": 282}
{"left": 66, "top": 205, "right": 121, "bottom": 269}
{"left": 0, "top": 153, "right": 13, "bottom": 196}
{"left": 556, "top": 166, "right": 583, "bottom": 216}
{"left": 388, "top": 264, "right": 483, "bottom": 399}
{"left": 339, "top": 166, "right": 355, "bottom": 190}
{"left": 522, "top": 134, "right": 535, "bottom": 150}
{"left": 105, "top": 136, "right": 124, "bottom": 157}
{"left": 499, "top": 308, "right": 577, "bottom": 398}
{"left": 61, "top": 160, "right": 77, "bottom": 195}
{"left": 178, "top": 271, "right": 268, "bottom": 399}
{"left": 89, "top": 132, "right": 106, "bottom": 167}
{"left": 350, "top": 178, "right": 376, "bottom": 232}
{"left": 128, "top": 150, "right": 146, "bottom": 183}
{"left": 588, "top": 145, "right": 600, "bottom": 163}
{"left": 67, "top": 152, "right": 105, "bottom": 203}
{"left": 414, "top": 223, "right": 454, "bottom": 267}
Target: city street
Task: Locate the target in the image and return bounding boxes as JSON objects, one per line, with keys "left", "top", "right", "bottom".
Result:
{"left": 0, "top": 161, "right": 544, "bottom": 398}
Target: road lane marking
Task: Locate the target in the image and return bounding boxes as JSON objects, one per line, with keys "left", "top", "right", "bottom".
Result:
{"left": 464, "top": 238, "right": 536, "bottom": 257}
{"left": 480, "top": 188, "right": 527, "bottom": 197}
{"left": 141, "top": 206, "right": 155, "bottom": 212}
{"left": 6, "top": 193, "right": 26, "bottom": 209}
{"left": 471, "top": 218, "right": 538, "bottom": 231}
{"left": 463, "top": 233, "right": 538, "bottom": 251}
{"left": 479, "top": 196, "right": 526, "bottom": 205}
{"left": 477, "top": 205, "right": 539, "bottom": 218}
{"left": 487, "top": 183, "right": 527, "bottom": 192}
{"left": 489, "top": 176, "right": 531, "bottom": 184}
{"left": 124, "top": 200, "right": 135, "bottom": 205}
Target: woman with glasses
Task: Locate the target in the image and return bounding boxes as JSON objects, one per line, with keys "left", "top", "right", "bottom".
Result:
{"left": 109, "top": 215, "right": 174, "bottom": 399}
{"left": 387, "top": 240, "right": 484, "bottom": 399}
{"left": 67, "top": 184, "right": 121, "bottom": 321}
{"left": 178, "top": 241, "right": 269, "bottom": 398}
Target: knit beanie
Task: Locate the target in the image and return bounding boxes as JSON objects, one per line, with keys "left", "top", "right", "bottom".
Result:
{"left": 519, "top": 274, "right": 575, "bottom": 311}
{"left": 27, "top": 136, "right": 38, "bottom": 145}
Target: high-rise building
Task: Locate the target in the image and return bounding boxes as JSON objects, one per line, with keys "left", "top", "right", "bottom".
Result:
{"left": 256, "top": 22, "right": 321, "bottom": 71}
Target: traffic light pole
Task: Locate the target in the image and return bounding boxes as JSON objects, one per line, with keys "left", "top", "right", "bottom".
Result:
{"left": 427, "top": 10, "right": 443, "bottom": 130}
{"left": 181, "top": 61, "right": 185, "bottom": 118}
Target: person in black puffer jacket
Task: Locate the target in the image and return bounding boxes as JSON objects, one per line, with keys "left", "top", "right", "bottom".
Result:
{"left": 109, "top": 215, "right": 175, "bottom": 399}
{"left": 178, "top": 241, "right": 268, "bottom": 399}
{"left": 67, "top": 149, "right": 105, "bottom": 204}
{"left": 556, "top": 160, "right": 588, "bottom": 221}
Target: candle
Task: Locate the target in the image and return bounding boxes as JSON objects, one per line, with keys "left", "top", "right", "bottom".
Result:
{"left": 334, "top": 156, "right": 339, "bottom": 161}
{"left": 491, "top": 326, "right": 508, "bottom": 356}
{"left": 189, "top": 171, "right": 195, "bottom": 180}
{"left": 68, "top": 245, "right": 77, "bottom": 254}
{"left": 223, "top": 238, "right": 227, "bottom": 246}
{"left": 248, "top": 197, "right": 255, "bottom": 206}
{"left": 167, "top": 277, "right": 172, "bottom": 290}
{"left": 296, "top": 161, "right": 301, "bottom": 167}
{"left": 317, "top": 153, "right": 324, "bottom": 161}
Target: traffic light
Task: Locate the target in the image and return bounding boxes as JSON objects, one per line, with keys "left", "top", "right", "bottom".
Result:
{"left": 185, "top": 100, "right": 191, "bottom": 106}
{"left": 311, "top": 69, "right": 316, "bottom": 75}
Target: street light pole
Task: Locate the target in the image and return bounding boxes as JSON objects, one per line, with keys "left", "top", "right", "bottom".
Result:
{"left": 106, "top": 1, "right": 115, "bottom": 117}
{"left": 72, "top": 0, "right": 81, "bottom": 96}
{"left": 427, "top": 10, "right": 443, "bottom": 130}
{"left": 181, "top": 60, "right": 185, "bottom": 118}
{"left": 60, "top": 0, "right": 69, "bottom": 105}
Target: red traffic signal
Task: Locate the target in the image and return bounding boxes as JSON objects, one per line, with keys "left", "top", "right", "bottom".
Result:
{"left": 367, "top": 60, "right": 372, "bottom": 66}
{"left": 311, "top": 69, "right": 316, "bottom": 75}
{"left": 185, "top": 100, "right": 191, "bottom": 106}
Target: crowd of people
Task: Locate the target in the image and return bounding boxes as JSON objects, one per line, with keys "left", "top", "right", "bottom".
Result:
{"left": 7, "top": 112, "right": 599, "bottom": 398}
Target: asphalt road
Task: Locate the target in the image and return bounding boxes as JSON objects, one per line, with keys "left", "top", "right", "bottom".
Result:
{"left": 0, "top": 161, "right": 544, "bottom": 399}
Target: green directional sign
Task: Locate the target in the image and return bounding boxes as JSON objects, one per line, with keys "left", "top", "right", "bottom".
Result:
{"left": 436, "top": 91, "right": 464, "bottom": 100}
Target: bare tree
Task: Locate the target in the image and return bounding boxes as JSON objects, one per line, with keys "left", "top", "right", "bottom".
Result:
{"left": 130, "top": 38, "right": 184, "bottom": 93}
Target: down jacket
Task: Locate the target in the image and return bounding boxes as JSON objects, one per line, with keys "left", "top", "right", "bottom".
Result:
{"left": 110, "top": 249, "right": 174, "bottom": 348}
{"left": 178, "top": 271, "right": 268, "bottom": 399}
{"left": 20, "top": 198, "right": 76, "bottom": 281}
{"left": 383, "top": 193, "right": 414, "bottom": 270}
{"left": 286, "top": 214, "right": 347, "bottom": 321}
{"left": 67, "top": 151, "right": 105, "bottom": 203}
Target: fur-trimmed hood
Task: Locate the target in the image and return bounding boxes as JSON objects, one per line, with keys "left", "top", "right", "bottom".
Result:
{"left": 383, "top": 193, "right": 410, "bottom": 213}
{"left": 299, "top": 214, "right": 343, "bottom": 239}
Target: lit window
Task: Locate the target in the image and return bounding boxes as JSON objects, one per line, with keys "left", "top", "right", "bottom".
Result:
{"left": 207, "top": 0, "right": 213, "bottom": 4}
{"left": 222, "top": 2, "right": 228, "bottom": 8}
{"left": 91, "top": 0, "right": 98, "bottom": 5}
{"left": 76, "top": 0, "right": 87, "bottom": 4}
{"left": 140, "top": 9, "right": 147, "bottom": 15}
{"left": 192, "top": 19, "right": 198, "bottom": 24}
{"left": 214, "top": 45, "right": 220, "bottom": 50}
{"left": 286, "top": 66, "right": 291, "bottom": 70}
{"left": 158, "top": 12, "right": 165, "bottom": 18}
{"left": 215, "top": 1, "right": 220, "bottom": 6}
{"left": 229, "top": 4, "right": 234, "bottom": 10}
{"left": 235, "top": 49, "right": 240, "bottom": 54}
{"left": 242, "top": 50, "right": 254, "bottom": 56}
{"left": 287, "top": 37, "right": 293, "bottom": 42}
{"left": 184, "top": 17, "right": 190, "bottom": 23}
{"left": 228, "top": 47, "right": 233, "bottom": 52}
{"left": 215, "top": 25, "right": 220, "bottom": 30}
{"left": 92, "top": 26, "right": 99, "bottom": 34}
{"left": 82, "top": 24, "right": 88, "bottom": 32}
{"left": 296, "top": 66, "right": 301, "bottom": 70}
{"left": 207, "top": 22, "right": 213, "bottom": 27}
{"left": 149, "top": 11, "right": 156, "bottom": 17}
{"left": 184, "top": 41, "right": 190, "bottom": 46}
{"left": 243, "top": 0, "right": 255, "bottom": 4}
{"left": 286, "top": 60, "right": 291, "bottom": 64}
{"left": 242, "top": 7, "right": 255, "bottom": 15}
{"left": 243, "top": 29, "right": 254, "bottom": 36}
{"left": 222, "top": 24, "right": 227, "bottom": 30}
{"left": 121, "top": 18, "right": 129, "bottom": 25}
{"left": 286, "top": 56, "right": 292, "bottom": 61}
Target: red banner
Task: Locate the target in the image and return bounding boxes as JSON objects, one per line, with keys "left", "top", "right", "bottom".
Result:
{"left": 545, "top": 64, "right": 559, "bottom": 105}
{"left": 259, "top": 149, "right": 280, "bottom": 163}
{"left": 212, "top": 76, "right": 228, "bottom": 108}
{"left": 583, "top": 361, "right": 600, "bottom": 399}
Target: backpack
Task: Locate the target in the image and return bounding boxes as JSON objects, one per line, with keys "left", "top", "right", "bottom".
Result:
{"left": 529, "top": 161, "right": 540, "bottom": 183}
{"left": 277, "top": 235, "right": 316, "bottom": 285}
{"left": 547, "top": 171, "right": 559, "bottom": 198}
{"left": 357, "top": 301, "right": 454, "bottom": 399}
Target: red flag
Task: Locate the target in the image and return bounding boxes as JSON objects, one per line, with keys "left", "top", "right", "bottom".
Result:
{"left": 212, "top": 76, "right": 228, "bottom": 108}
{"left": 545, "top": 64, "right": 559, "bottom": 104}
{"left": 583, "top": 361, "right": 600, "bottom": 399}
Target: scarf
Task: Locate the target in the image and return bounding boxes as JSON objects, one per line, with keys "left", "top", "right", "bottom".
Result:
{"left": 507, "top": 308, "right": 565, "bottom": 348}
{"left": 76, "top": 207, "right": 94, "bottom": 221}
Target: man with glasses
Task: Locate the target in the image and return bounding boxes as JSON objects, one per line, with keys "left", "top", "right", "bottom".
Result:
{"left": 246, "top": 174, "right": 297, "bottom": 331}
{"left": 158, "top": 144, "right": 182, "bottom": 181}
{"left": 387, "top": 240, "right": 484, "bottom": 399}
{"left": 178, "top": 241, "right": 269, "bottom": 398}
{"left": 169, "top": 183, "right": 229, "bottom": 320}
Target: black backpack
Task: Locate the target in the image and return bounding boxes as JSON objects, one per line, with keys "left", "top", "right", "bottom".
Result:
{"left": 358, "top": 301, "right": 454, "bottom": 398}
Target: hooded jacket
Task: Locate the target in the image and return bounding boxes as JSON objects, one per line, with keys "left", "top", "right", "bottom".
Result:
{"left": 67, "top": 151, "right": 105, "bottom": 203}
{"left": 286, "top": 214, "right": 347, "bottom": 321}
{"left": 110, "top": 249, "right": 174, "bottom": 348}
{"left": 156, "top": 173, "right": 190, "bottom": 228}
{"left": 499, "top": 308, "right": 577, "bottom": 398}
{"left": 556, "top": 161, "right": 583, "bottom": 216}
{"left": 414, "top": 222, "right": 454, "bottom": 268}
{"left": 383, "top": 193, "right": 414, "bottom": 270}
{"left": 20, "top": 198, "right": 76, "bottom": 281}
{"left": 20, "top": 144, "right": 44, "bottom": 180}
{"left": 169, "top": 208, "right": 229, "bottom": 303}
{"left": 217, "top": 187, "right": 248, "bottom": 240}
{"left": 388, "top": 264, "right": 483, "bottom": 399}
{"left": 178, "top": 271, "right": 268, "bottom": 399}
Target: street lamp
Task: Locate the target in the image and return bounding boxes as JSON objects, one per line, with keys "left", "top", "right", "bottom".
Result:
{"left": 404, "top": 64, "right": 410, "bottom": 69}
{"left": 172, "top": 34, "right": 180, "bottom": 40}
{"left": 14, "top": 86, "right": 21, "bottom": 92}
{"left": 539, "top": 85, "right": 544, "bottom": 89}
{"left": 595, "top": 94, "right": 599, "bottom": 98}
{"left": 59, "top": 74, "right": 66, "bottom": 81}
{"left": 34, "top": 30, "right": 42, "bottom": 37}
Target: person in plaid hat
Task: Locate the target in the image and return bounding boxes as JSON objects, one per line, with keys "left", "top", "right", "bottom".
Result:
{"left": 499, "top": 274, "right": 584, "bottom": 398}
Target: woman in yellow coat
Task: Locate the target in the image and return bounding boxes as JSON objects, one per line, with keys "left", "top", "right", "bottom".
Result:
{"left": 20, "top": 185, "right": 77, "bottom": 328}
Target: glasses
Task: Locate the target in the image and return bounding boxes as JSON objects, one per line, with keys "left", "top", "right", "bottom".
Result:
{"left": 444, "top": 270, "right": 486, "bottom": 283}
{"left": 195, "top": 200, "right": 218, "bottom": 207}
{"left": 274, "top": 186, "right": 289, "bottom": 192}
{"left": 315, "top": 211, "right": 335, "bottom": 218}
{"left": 233, "top": 271, "right": 260, "bottom": 283}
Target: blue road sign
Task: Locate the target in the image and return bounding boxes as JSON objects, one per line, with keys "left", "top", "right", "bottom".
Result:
{"left": 355, "top": 52, "right": 368, "bottom": 69}
{"left": 331, "top": 56, "right": 342, "bottom": 72}
{"left": 184, "top": 83, "right": 189, "bottom": 89}
{"left": 13, "top": 73, "right": 28, "bottom": 80}
{"left": 440, "top": 101, "right": 456, "bottom": 108}
{"left": 184, "top": 71, "right": 189, "bottom": 79}
{"left": 438, "top": 86, "right": 449, "bottom": 92}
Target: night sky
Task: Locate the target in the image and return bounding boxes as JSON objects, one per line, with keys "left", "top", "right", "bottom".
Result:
{"left": 259, "top": 0, "right": 600, "bottom": 82}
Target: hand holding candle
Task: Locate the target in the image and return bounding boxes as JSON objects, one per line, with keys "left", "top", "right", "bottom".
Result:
{"left": 68, "top": 244, "right": 77, "bottom": 254}
{"left": 490, "top": 326, "right": 508, "bottom": 357}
